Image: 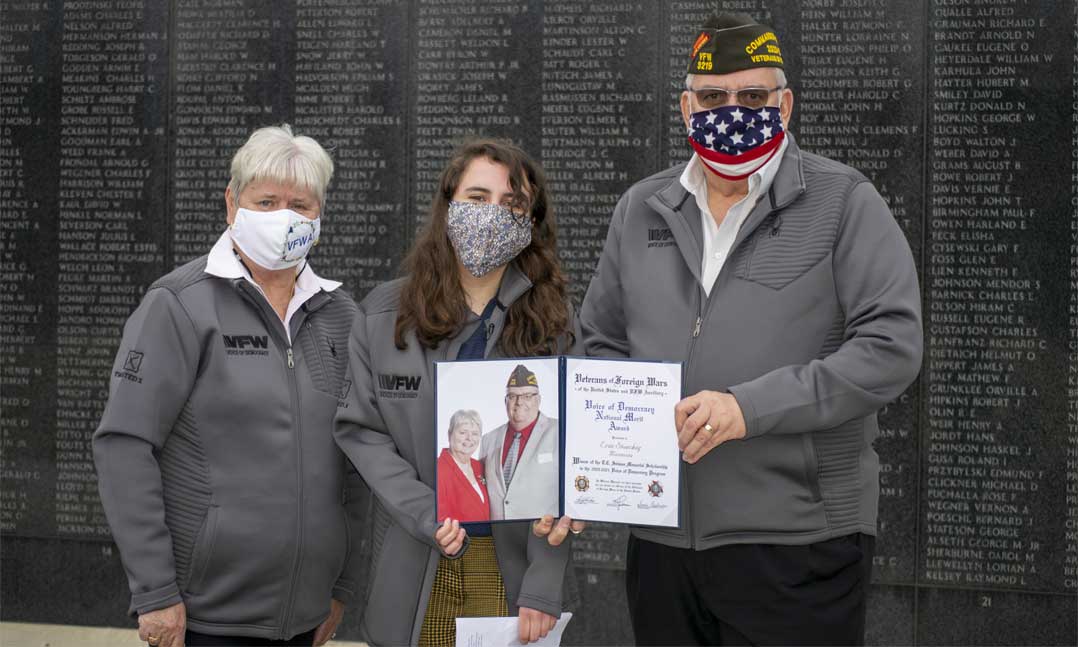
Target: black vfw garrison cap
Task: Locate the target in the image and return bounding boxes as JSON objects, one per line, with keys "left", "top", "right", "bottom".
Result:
{"left": 506, "top": 364, "right": 538, "bottom": 388}
{"left": 687, "top": 13, "right": 784, "bottom": 75}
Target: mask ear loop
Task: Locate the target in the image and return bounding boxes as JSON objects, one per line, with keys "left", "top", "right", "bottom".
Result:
{"left": 295, "top": 215, "right": 319, "bottom": 282}
{"left": 233, "top": 248, "right": 256, "bottom": 280}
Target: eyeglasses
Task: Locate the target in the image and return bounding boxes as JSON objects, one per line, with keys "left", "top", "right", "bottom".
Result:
{"left": 689, "top": 86, "right": 784, "bottom": 110}
{"left": 505, "top": 393, "right": 539, "bottom": 405}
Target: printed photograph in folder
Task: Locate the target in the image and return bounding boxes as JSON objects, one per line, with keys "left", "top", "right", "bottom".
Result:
{"left": 435, "top": 358, "right": 561, "bottom": 523}
{"left": 562, "top": 357, "right": 682, "bottom": 527}
{"left": 435, "top": 357, "right": 682, "bottom": 526}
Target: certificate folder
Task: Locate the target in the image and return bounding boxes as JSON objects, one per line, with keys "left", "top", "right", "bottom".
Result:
{"left": 434, "top": 356, "right": 682, "bottom": 527}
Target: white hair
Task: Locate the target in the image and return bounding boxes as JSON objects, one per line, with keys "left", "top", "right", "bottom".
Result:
{"left": 684, "top": 68, "right": 787, "bottom": 90}
{"left": 447, "top": 409, "right": 483, "bottom": 440}
{"left": 228, "top": 124, "right": 334, "bottom": 207}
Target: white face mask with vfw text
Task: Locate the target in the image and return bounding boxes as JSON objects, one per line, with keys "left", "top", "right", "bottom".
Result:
{"left": 229, "top": 207, "right": 320, "bottom": 271}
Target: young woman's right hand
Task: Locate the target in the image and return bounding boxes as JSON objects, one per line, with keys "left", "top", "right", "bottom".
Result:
{"left": 435, "top": 518, "right": 467, "bottom": 556}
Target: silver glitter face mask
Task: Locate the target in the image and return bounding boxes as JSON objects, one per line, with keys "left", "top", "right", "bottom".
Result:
{"left": 447, "top": 200, "right": 533, "bottom": 278}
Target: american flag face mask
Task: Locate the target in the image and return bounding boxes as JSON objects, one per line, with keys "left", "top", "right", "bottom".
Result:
{"left": 687, "top": 104, "right": 785, "bottom": 181}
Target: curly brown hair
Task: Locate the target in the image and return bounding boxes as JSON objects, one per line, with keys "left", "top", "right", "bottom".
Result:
{"left": 394, "top": 138, "right": 573, "bottom": 357}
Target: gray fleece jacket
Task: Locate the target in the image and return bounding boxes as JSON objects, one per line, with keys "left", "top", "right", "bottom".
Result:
{"left": 93, "top": 256, "right": 364, "bottom": 640}
{"left": 580, "top": 135, "right": 923, "bottom": 550}
{"left": 333, "top": 264, "right": 574, "bottom": 647}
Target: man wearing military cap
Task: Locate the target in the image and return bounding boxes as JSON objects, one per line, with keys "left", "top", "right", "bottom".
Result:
{"left": 581, "top": 12, "right": 922, "bottom": 645}
{"left": 480, "top": 364, "right": 560, "bottom": 520}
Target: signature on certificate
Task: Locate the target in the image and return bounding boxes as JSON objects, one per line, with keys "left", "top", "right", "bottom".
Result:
{"left": 637, "top": 501, "right": 668, "bottom": 510}
{"left": 607, "top": 495, "right": 630, "bottom": 509}
{"left": 575, "top": 495, "right": 597, "bottom": 505}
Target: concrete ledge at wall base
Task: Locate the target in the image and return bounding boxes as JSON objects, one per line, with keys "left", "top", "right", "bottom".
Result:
{"left": 0, "top": 623, "right": 368, "bottom": 647}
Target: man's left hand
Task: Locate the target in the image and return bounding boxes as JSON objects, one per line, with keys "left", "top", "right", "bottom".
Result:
{"left": 675, "top": 390, "right": 746, "bottom": 463}
{"left": 518, "top": 606, "right": 557, "bottom": 644}
{"left": 312, "top": 598, "right": 344, "bottom": 646}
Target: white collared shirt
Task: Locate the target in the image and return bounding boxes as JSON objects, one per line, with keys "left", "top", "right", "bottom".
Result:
{"left": 679, "top": 135, "right": 788, "bottom": 296}
{"left": 204, "top": 230, "right": 341, "bottom": 342}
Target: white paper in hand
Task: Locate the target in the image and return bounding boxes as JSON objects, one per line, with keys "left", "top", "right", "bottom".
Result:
{"left": 455, "top": 612, "right": 573, "bottom": 647}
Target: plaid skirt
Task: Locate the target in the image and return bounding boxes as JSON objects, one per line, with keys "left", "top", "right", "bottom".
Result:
{"left": 418, "top": 537, "right": 508, "bottom": 647}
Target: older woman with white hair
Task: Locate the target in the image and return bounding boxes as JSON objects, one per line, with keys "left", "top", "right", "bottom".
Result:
{"left": 93, "top": 124, "right": 362, "bottom": 647}
{"left": 436, "top": 410, "right": 490, "bottom": 523}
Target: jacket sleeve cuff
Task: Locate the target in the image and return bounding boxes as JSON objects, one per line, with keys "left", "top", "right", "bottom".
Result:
{"left": 515, "top": 532, "right": 569, "bottom": 615}
{"left": 332, "top": 580, "right": 356, "bottom": 605}
{"left": 727, "top": 386, "right": 762, "bottom": 439}
{"left": 129, "top": 581, "right": 182, "bottom": 617}
{"left": 442, "top": 534, "right": 471, "bottom": 560}
{"left": 516, "top": 593, "right": 561, "bottom": 618}
{"left": 420, "top": 514, "right": 460, "bottom": 556}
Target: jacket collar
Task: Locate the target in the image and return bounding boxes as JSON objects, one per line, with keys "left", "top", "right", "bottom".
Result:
{"left": 445, "top": 261, "right": 534, "bottom": 361}
{"left": 650, "top": 133, "right": 806, "bottom": 215}
{"left": 496, "top": 262, "right": 533, "bottom": 310}
{"left": 455, "top": 262, "right": 533, "bottom": 326}
{"left": 648, "top": 176, "right": 704, "bottom": 284}
{"left": 645, "top": 134, "right": 807, "bottom": 280}
{"left": 764, "top": 132, "right": 807, "bottom": 211}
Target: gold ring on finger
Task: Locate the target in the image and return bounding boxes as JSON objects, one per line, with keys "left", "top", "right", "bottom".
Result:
{"left": 703, "top": 423, "right": 714, "bottom": 434}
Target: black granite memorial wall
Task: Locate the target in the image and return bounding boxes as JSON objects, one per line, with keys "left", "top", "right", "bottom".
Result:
{"left": 1, "top": 1, "right": 1076, "bottom": 644}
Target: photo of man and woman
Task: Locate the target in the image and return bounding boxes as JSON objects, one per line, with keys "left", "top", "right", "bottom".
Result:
{"left": 435, "top": 359, "right": 560, "bottom": 523}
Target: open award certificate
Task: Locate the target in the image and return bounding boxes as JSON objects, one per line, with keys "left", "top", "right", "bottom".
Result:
{"left": 434, "top": 356, "right": 681, "bottom": 527}
{"left": 562, "top": 357, "right": 681, "bottom": 527}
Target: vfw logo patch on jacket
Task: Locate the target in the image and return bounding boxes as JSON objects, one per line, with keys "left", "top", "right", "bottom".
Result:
{"left": 647, "top": 227, "right": 676, "bottom": 248}
{"left": 378, "top": 373, "right": 421, "bottom": 400}
{"left": 223, "top": 334, "right": 270, "bottom": 357}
